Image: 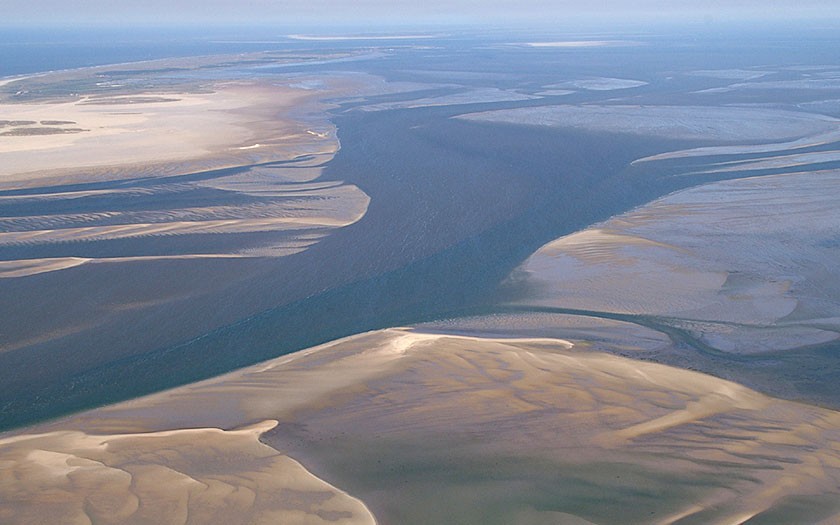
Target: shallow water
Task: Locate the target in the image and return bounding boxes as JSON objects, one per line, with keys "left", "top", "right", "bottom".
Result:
{"left": 3, "top": 28, "right": 840, "bottom": 430}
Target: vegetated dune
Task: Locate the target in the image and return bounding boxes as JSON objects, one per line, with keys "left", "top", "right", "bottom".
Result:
{"left": 3, "top": 328, "right": 840, "bottom": 524}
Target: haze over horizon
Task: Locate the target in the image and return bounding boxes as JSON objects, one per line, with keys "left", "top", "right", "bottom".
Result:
{"left": 5, "top": 0, "right": 840, "bottom": 28}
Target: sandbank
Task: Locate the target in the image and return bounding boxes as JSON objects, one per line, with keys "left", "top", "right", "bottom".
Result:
{"left": 0, "top": 419, "right": 376, "bottom": 525}
{"left": 3, "top": 328, "right": 840, "bottom": 523}
{"left": 0, "top": 82, "right": 328, "bottom": 187}
{"left": 512, "top": 169, "right": 840, "bottom": 354}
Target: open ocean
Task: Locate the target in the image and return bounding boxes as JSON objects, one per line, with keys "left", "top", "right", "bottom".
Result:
{"left": 0, "top": 27, "right": 336, "bottom": 78}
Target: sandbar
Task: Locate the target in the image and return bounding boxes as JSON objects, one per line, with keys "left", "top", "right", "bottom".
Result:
{"left": 3, "top": 328, "right": 840, "bottom": 524}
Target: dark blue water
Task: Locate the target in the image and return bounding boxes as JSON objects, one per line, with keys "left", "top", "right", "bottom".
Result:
{"left": 0, "top": 26, "right": 382, "bottom": 78}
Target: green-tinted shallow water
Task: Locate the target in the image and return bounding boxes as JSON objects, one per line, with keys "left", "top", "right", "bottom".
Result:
{"left": 265, "top": 433, "right": 747, "bottom": 525}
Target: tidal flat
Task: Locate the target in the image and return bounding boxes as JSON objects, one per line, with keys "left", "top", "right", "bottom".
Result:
{"left": 2, "top": 26, "right": 840, "bottom": 524}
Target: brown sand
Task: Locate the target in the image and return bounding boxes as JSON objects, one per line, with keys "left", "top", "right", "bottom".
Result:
{"left": 3, "top": 329, "right": 839, "bottom": 523}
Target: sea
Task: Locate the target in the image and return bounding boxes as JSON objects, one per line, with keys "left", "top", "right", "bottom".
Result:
{"left": 3, "top": 23, "right": 840, "bottom": 429}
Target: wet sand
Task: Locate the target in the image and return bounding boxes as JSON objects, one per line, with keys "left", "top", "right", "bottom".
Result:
{"left": 512, "top": 168, "right": 840, "bottom": 355}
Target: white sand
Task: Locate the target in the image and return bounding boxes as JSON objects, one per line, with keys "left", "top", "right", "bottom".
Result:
{"left": 0, "top": 83, "right": 319, "bottom": 185}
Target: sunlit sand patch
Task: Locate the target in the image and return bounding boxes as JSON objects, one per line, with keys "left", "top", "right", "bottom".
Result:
{"left": 9, "top": 328, "right": 840, "bottom": 524}
{"left": 0, "top": 86, "right": 270, "bottom": 181}
{"left": 416, "top": 311, "right": 672, "bottom": 354}
{"left": 0, "top": 76, "right": 31, "bottom": 88}
{"left": 0, "top": 420, "right": 376, "bottom": 525}
{"left": 457, "top": 104, "right": 837, "bottom": 141}
{"left": 0, "top": 257, "right": 90, "bottom": 278}
{"left": 0, "top": 64, "right": 441, "bottom": 188}
{"left": 0, "top": 213, "right": 366, "bottom": 277}
{"left": 0, "top": 76, "right": 339, "bottom": 189}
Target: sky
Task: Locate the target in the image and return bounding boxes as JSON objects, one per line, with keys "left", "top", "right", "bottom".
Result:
{"left": 4, "top": 0, "right": 840, "bottom": 27}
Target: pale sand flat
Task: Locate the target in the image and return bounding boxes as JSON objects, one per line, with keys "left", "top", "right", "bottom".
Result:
{"left": 0, "top": 66, "right": 373, "bottom": 278}
{"left": 0, "top": 83, "right": 325, "bottom": 185}
{"left": 457, "top": 104, "right": 837, "bottom": 142}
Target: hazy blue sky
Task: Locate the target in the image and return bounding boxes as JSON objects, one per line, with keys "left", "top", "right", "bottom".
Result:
{"left": 5, "top": 0, "right": 840, "bottom": 27}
